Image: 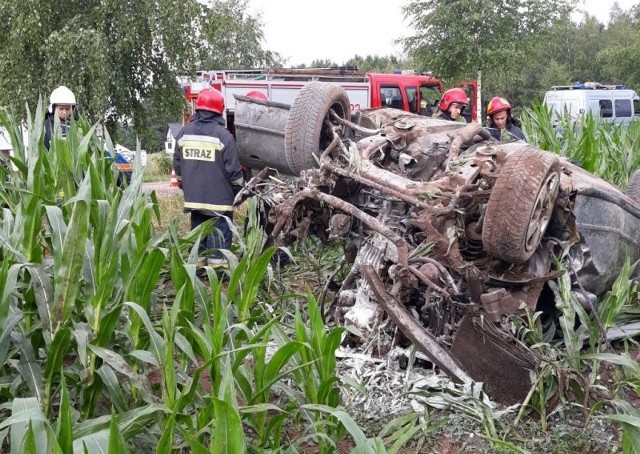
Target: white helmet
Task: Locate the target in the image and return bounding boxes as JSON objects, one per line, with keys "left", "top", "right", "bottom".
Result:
{"left": 49, "top": 86, "right": 76, "bottom": 112}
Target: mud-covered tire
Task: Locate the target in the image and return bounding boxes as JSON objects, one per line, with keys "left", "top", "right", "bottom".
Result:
{"left": 627, "top": 170, "right": 640, "bottom": 201}
{"left": 482, "top": 149, "right": 561, "bottom": 264}
{"left": 284, "top": 82, "right": 351, "bottom": 175}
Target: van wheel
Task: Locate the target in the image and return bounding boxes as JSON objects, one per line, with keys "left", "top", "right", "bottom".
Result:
{"left": 285, "top": 82, "right": 351, "bottom": 175}
{"left": 482, "top": 149, "right": 561, "bottom": 264}
{"left": 627, "top": 170, "right": 640, "bottom": 202}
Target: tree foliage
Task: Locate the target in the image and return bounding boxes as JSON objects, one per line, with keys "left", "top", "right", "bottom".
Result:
{"left": 400, "top": 0, "right": 575, "bottom": 110}
{"left": 402, "top": 0, "right": 574, "bottom": 80}
{"left": 199, "top": 0, "right": 281, "bottom": 69}
{"left": 0, "top": 0, "right": 280, "bottom": 148}
{"left": 345, "top": 55, "right": 402, "bottom": 73}
{"left": 401, "top": 0, "right": 640, "bottom": 114}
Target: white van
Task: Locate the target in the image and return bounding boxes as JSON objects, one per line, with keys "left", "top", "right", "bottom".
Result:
{"left": 543, "top": 82, "right": 640, "bottom": 125}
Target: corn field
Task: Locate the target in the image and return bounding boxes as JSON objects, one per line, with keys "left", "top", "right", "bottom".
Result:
{"left": 1, "top": 103, "right": 640, "bottom": 453}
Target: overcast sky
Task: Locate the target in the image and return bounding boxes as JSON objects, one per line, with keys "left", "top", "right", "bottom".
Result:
{"left": 248, "top": 0, "right": 640, "bottom": 67}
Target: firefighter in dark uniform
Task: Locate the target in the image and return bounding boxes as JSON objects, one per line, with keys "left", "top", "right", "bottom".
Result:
{"left": 433, "top": 88, "right": 468, "bottom": 123}
{"left": 486, "top": 96, "right": 526, "bottom": 141}
{"left": 173, "top": 87, "right": 244, "bottom": 268}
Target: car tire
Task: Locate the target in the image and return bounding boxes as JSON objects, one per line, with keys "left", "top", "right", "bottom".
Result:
{"left": 482, "top": 149, "right": 561, "bottom": 264}
{"left": 284, "top": 82, "right": 351, "bottom": 175}
{"left": 627, "top": 169, "right": 640, "bottom": 201}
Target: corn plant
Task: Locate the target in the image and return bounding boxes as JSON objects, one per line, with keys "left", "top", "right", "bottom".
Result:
{"left": 0, "top": 102, "right": 171, "bottom": 451}
{"left": 522, "top": 104, "right": 640, "bottom": 188}
{"left": 0, "top": 103, "right": 425, "bottom": 453}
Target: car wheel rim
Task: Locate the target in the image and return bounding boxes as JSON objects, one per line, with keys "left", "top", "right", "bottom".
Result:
{"left": 525, "top": 171, "right": 559, "bottom": 252}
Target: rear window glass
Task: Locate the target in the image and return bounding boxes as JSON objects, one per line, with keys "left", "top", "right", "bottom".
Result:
{"left": 599, "top": 100, "right": 613, "bottom": 118}
{"left": 615, "top": 99, "right": 632, "bottom": 118}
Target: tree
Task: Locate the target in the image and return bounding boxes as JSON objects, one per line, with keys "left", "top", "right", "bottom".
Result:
{"left": 595, "top": 12, "right": 640, "bottom": 88}
{"left": 0, "top": 0, "right": 280, "bottom": 146}
{"left": 345, "top": 55, "right": 402, "bottom": 72}
{"left": 400, "top": 0, "right": 575, "bottom": 103}
{"left": 567, "top": 16, "right": 607, "bottom": 82}
{"left": 199, "top": 0, "right": 281, "bottom": 69}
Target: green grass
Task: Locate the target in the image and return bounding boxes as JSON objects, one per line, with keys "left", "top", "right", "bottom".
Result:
{"left": 143, "top": 152, "right": 173, "bottom": 182}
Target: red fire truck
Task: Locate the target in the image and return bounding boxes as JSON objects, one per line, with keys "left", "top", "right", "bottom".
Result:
{"left": 178, "top": 67, "right": 479, "bottom": 128}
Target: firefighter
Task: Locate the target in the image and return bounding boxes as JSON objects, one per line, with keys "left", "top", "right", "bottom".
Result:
{"left": 245, "top": 90, "right": 268, "bottom": 101}
{"left": 173, "top": 87, "right": 244, "bottom": 269}
{"left": 44, "top": 85, "right": 76, "bottom": 149}
{"left": 486, "top": 96, "right": 526, "bottom": 141}
{"left": 419, "top": 99, "right": 434, "bottom": 116}
{"left": 433, "top": 88, "right": 468, "bottom": 123}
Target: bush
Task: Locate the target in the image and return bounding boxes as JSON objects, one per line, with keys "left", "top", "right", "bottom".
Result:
{"left": 144, "top": 152, "right": 173, "bottom": 182}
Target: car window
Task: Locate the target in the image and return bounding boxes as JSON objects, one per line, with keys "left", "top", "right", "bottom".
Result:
{"left": 380, "top": 86, "right": 403, "bottom": 110}
{"left": 599, "top": 100, "right": 613, "bottom": 118}
{"left": 615, "top": 99, "right": 632, "bottom": 118}
{"left": 419, "top": 86, "right": 440, "bottom": 116}
{"left": 405, "top": 87, "right": 418, "bottom": 113}
{"left": 635, "top": 99, "right": 640, "bottom": 116}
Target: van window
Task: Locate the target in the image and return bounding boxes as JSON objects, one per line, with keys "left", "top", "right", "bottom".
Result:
{"left": 615, "top": 99, "right": 632, "bottom": 118}
{"left": 635, "top": 99, "right": 640, "bottom": 116}
{"left": 599, "top": 100, "right": 613, "bottom": 118}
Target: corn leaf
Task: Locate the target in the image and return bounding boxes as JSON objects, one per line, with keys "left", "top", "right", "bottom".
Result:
{"left": 178, "top": 427, "right": 209, "bottom": 454}
{"left": 20, "top": 422, "right": 37, "bottom": 454}
{"left": 211, "top": 398, "right": 245, "bottom": 454}
{"left": 75, "top": 430, "right": 110, "bottom": 454}
{"left": 108, "top": 409, "right": 129, "bottom": 454}
{"left": 95, "top": 366, "right": 128, "bottom": 413}
{"left": 88, "top": 345, "right": 151, "bottom": 396}
{"left": 24, "top": 264, "right": 54, "bottom": 335}
{"left": 73, "top": 404, "right": 168, "bottom": 440}
{"left": 7, "top": 398, "right": 47, "bottom": 454}
{"left": 15, "top": 334, "right": 44, "bottom": 404}
{"left": 43, "top": 327, "right": 71, "bottom": 386}
{"left": 46, "top": 425, "right": 63, "bottom": 454}
{"left": 44, "top": 205, "right": 66, "bottom": 267}
{"left": 55, "top": 374, "right": 73, "bottom": 454}
{"left": 301, "top": 404, "right": 369, "bottom": 453}
{"left": 0, "top": 312, "right": 23, "bottom": 366}
{"left": 156, "top": 411, "right": 176, "bottom": 454}
{"left": 0, "top": 262, "right": 21, "bottom": 331}
{"left": 125, "top": 302, "right": 166, "bottom": 368}
{"left": 51, "top": 180, "right": 90, "bottom": 330}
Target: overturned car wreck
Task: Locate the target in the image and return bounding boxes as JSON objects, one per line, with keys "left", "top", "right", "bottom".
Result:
{"left": 234, "top": 83, "right": 640, "bottom": 404}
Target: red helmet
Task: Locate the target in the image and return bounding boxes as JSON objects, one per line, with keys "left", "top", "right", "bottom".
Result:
{"left": 195, "top": 87, "right": 224, "bottom": 114}
{"left": 245, "top": 90, "right": 268, "bottom": 101}
{"left": 487, "top": 97, "right": 512, "bottom": 116}
{"left": 439, "top": 88, "right": 468, "bottom": 111}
